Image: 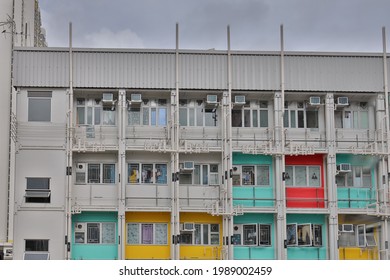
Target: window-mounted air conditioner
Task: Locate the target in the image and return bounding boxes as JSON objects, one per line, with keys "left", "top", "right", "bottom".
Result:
{"left": 130, "top": 93, "right": 142, "bottom": 103}
{"left": 76, "top": 163, "right": 86, "bottom": 172}
{"left": 183, "top": 161, "right": 194, "bottom": 170}
{"left": 206, "top": 95, "right": 218, "bottom": 104}
{"left": 234, "top": 95, "right": 246, "bottom": 105}
{"left": 102, "top": 93, "right": 114, "bottom": 104}
{"left": 336, "top": 97, "right": 349, "bottom": 106}
{"left": 309, "top": 96, "right": 321, "bottom": 106}
{"left": 337, "top": 163, "right": 351, "bottom": 172}
{"left": 341, "top": 224, "right": 354, "bottom": 232}
{"left": 183, "top": 223, "right": 195, "bottom": 231}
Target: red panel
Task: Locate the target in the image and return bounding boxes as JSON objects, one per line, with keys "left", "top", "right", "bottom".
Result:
{"left": 285, "top": 155, "right": 325, "bottom": 208}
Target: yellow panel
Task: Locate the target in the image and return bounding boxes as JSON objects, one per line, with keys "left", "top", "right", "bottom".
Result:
{"left": 125, "top": 212, "right": 170, "bottom": 223}
{"left": 125, "top": 212, "right": 171, "bottom": 260}
{"left": 126, "top": 245, "right": 170, "bottom": 260}
{"left": 180, "top": 212, "right": 222, "bottom": 260}
{"left": 339, "top": 248, "right": 379, "bottom": 260}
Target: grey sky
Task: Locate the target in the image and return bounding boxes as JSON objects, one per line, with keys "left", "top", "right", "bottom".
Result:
{"left": 39, "top": 0, "right": 390, "bottom": 52}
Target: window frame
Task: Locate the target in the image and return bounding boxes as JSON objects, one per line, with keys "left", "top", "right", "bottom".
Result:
{"left": 25, "top": 177, "right": 51, "bottom": 203}
{"left": 232, "top": 165, "right": 271, "bottom": 187}
{"left": 283, "top": 101, "right": 319, "bottom": 129}
{"left": 232, "top": 224, "right": 272, "bottom": 247}
{"left": 74, "top": 163, "right": 116, "bottom": 185}
{"left": 287, "top": 223, "right": 323, "bottom": 247}
{"left": 178, "top": 163, "right": 219, "bottom": 186}
{"left": 335, "top": 166, "right": 372, "bottom": 188}
{"left": 126, "top": 223, "right": 168, "bottom": 245}
{"left": 127, "top": 99, "right": 168, "bottom": 127}
{"left": 24, "top": 239, "right": 50, "bottom": 260}
{"left": 28, "top": 92, "right": 52, "bottom": 122}
{"left": 74, "top": 222, "right": 116, "bottom": 245}
{"left": 179, "top": 223, "right": 220, "bottom": 246}
{"left": 334, "top": 102, "right": 369, "bottom": 129}
{"left": 127, "top": 163, "right": 168, "bottom": 184}
{"left": 231, "top": 101, "right": 269, "bottom": 128}
{"left": 285, "top": 165, "right": 321, "bottom": 187}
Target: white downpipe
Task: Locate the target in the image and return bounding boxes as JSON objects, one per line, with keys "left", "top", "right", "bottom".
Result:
{"left": 66, "top": 22, "right": 73, "bottom": 260}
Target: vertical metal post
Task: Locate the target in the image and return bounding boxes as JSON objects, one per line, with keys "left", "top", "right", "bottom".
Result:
{"left": 174, "top": 22, "right": 180, "bottom": 260}
{"left": 65, "top": 22, "right": 73, "bottom": 260}
{"left": 275, "top": 24, "right": 287, "bottom": 260}
{"left": 382, "top": 26, "right": 389, "bottom": 260}
{"left": 325, "top": 93, "right": 338, "bottom": 259}
{"left": 118, "top": 89, "right": 127, "bottom": 260}
{"left": 226, "top": 25, "right": 234, "bottom": 260}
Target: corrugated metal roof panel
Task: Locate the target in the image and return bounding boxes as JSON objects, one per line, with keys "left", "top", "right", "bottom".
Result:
{"left": 12, "top": 48, "right": 389, "bottom": 93}
{"left": 285, "top": 55, "right": 384, "bottom": 92}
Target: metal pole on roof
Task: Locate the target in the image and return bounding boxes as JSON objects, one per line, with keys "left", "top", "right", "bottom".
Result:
{"left": 382, "top": 26, "right": 389, "bottom": 260}
{"left": 65, "top": 21, "right": 73, "bottom": 260}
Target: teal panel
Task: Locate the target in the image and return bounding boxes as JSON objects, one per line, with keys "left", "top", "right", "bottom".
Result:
{"left": 233, "top": 153, "right": 273, "bottom": 165}
{"left": 233, "top": 214, "right": 275, "bottom": 260}
{"left": 72, "top": 211, "right": 118, "bottom": 260}
{"left": 233, "top": 187, "right": 274, "bottom": 207}
{"left": 336, "top": 154, "right": 379, "bottom": 167}
{"left": 337, "top": 187, "right": 376, "bottom": 209}
{"left": 286, "top": 214, "right": 327, "bottom": 260}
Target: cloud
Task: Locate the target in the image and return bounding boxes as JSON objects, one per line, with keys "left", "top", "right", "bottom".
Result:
{"left": 77, "top": 28, "right": 144, "bottom": 48}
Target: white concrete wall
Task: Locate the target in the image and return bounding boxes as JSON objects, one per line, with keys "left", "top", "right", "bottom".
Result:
{"left": 13, "top": 211, "right": 65, "bottom": 260}
{"left": 0, "top": 0, "right": 13, "bottom": 245}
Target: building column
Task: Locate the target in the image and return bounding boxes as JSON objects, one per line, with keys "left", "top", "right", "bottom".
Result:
{"left": 118, "top": 90, "right": 127, "bottom": 260}
{"left": 274, "top": 91, "right": 287, "bottom": 260}
{"left": 324, "top": 93, "right": 338, "bottom": 260}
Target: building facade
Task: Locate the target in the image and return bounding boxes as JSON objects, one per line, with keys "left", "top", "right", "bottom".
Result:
{"left": 7, "top": 46, "right": 390, "bottom": 260}
{"left": 0, "top": 0, "right": 46, "bottom": 260}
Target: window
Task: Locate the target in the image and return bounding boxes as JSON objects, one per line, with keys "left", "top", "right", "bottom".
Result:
{"left": 128, "top": 163, "right": 167, "bottom": 184}
{"left": 232, "top": 224, "right": 271, "bottom": 246}
{"left": 28, "top": 92, "right": 52, "bottom": 122}
{"left": 75, "top": 163, "right": 116, "bottom": 184}
{"left": 179, "top": 164, "right": 219, "bottom": 185}
{"left": 338, "top": 224, "right": 377, "bottom": 247}
{"left": 284, "top": 101, "right": 318, "bottom": 129}
{"left": 24, "top": 239, "right": 49, "bottom": 260}
{"left": 335, "top": 102, "right": 369, "bottom": 129}
{"left": 74, "top": 222, "right": 116, "bottom": 244}
{"left": 287, "top": 223, "right": 322, "bottom": 247}
{"left": 77, "top": 98, "right": 116, "bottom": 125}
{"left": 178, "top": 99, "right": 219, "bottom": 127}
{"left": 76, "top": 163, "right": 116, "bottom": 184}
{"left": 232, "top": 165, "right": 270, "bottom": 186}
{"left": 128, "top": 99, "right": 167, "bottom": 127}
{"left": 285, "top": 165, "right": 321, "bottom": 187}
{"left": 232, "top": 101, "right": 268, "bottom": 128}
{"left": 179, "top": 223, "right": 220, "bottom": 245}
{"left": 25, "top": 178, "right": 51, "bottom": 203}
{"left": 336, "top": 166, "right": 371, "bottom": 188}
{"left": 126, "top": 223, "right": 168, "bottom": 245}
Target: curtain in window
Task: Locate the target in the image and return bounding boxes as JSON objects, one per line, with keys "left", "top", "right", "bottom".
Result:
{"left": 127, "top": 223, "right": 139, "bottom": 244}
{"left": 141, "top": 224, "right": 153, "bottom": 244}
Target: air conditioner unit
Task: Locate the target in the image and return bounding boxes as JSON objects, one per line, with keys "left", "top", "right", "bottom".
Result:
{"left": 206, "top": 95, "right": 218, "bottom": 104}
{"left": 130, "top": 93, "right": 142, "bottom": 103}
{"left": 337, "top": 163, "right": 351, "bottom": 172}
{"left": 309, "top": 96, "right": 321, "bottom": 106}
{"left": 234, "top": 95, "right": 246, "bottom": 105}
{"left": 337, "top": 97, "right": 349, "bottom": 106}
{"left": 76, "top": 163, "right": 86, "bottom": 172}
{"left": 183, "top": 223, "right": 195, "bottom": 231}
{"left": 341, "top": 224, "right": 354, "bottom": 232}
{"left": 102, "top": 93, "right": 114, "bottom": 104}
{"left": 183, "top": 161, "right": 194, "bottom": 170}
{"left": 75, "top": 223, "right": 84, "bottom": 231}
{"left": 232, "top": 166, "right": 240, "bottom": 175}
